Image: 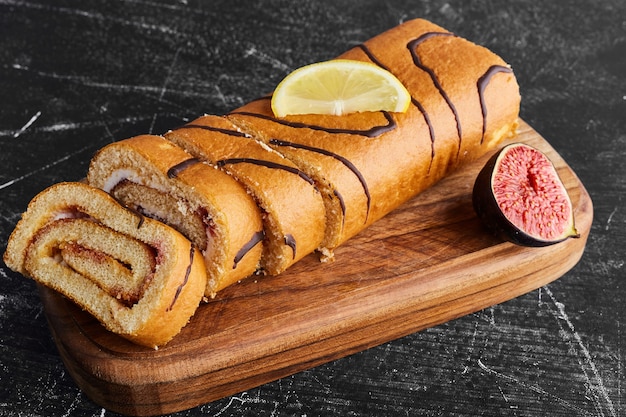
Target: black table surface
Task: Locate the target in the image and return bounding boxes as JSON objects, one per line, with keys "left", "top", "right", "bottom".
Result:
{"left": 1, "top": 1, "right": 624, "bottom": 416}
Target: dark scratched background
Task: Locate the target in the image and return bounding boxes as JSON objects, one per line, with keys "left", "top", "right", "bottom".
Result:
{"left": 1, "top": 0, "right": 625, "bottom": 416}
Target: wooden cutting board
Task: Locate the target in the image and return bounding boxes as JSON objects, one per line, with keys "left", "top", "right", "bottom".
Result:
{"left": 39, "top": 120, "right": 593, "bottom": 416}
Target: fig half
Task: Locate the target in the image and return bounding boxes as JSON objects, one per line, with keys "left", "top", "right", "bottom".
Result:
{"left": 472, "top": 143, "right": 579, "bottom": 247}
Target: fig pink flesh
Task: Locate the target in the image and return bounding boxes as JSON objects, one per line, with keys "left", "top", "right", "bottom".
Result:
{"left": 492, "top": 146, "right": 572, "bottom": 240}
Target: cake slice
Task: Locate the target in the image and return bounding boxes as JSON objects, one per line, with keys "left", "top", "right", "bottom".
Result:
{"left": 3, "top": 182, "right": 207, "bottom": 348}
{"left": 87, "top": 134, "right": 263, "bottom": 296}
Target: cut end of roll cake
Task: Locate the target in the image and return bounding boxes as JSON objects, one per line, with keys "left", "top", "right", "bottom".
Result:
{"left": 3, "top": 182, "right": 207, "bottom": 348}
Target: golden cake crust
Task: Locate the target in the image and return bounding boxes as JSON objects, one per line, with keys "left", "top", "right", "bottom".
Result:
{"left": 228, "top": 18, "right": 520, "bottom": 249}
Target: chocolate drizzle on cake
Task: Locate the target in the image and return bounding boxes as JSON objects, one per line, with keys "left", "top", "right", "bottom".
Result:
{"left": 176, "top": 124, "right": 251, "bottom": 138}
{"left": 354, "top": 43, "right": 392, "bottom": 72}
{"left": 333, "top": 189, "right": 347, "bottom": 229}
{"left": 230, "top": 110, "right": 397, "bottom": 138}
{"left": 270, "top": 139, "right": 371, "bottom": 223}
{"left": 284, "top": 234, "right": 297, "bottom": 259}
{"left": 477, "top": 65, "right": 513, "bottom": 143}
{"left": 216, "top": 157, "right": 316, "bottom": 187}
{"left": 233, "top": 230, "right": 265, "bottom": 269}
{"left": 353, "top": 43, "right": 437, "bottom": 171}
{"left": 167, "top": 157, "right": 201, "bottom": 179}
{"left": 167, "top": 244, "right": 195, "bottom": 312}
{"left": 407, "top": 32, "right": 462, "bottom": 156}
{"left": 411, "top": 98, "right": 436, "bottom": 170}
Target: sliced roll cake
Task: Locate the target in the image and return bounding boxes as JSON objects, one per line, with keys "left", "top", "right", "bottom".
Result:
{"left": 3, "top": 182, "right": 207, "bottom": 348}
{"left": 165, "top": 115, "right": 326, "bottom": 275}
{"left": 87, "top": 135, "right": 264, "bottom": 296}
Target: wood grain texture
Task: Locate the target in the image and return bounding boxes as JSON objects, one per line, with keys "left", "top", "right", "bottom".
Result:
{"left": 38, "top": 120, "right": 593, "bottom": 416}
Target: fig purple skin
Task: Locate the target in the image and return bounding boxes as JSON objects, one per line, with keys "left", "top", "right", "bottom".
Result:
{"left": 472, "top": 143, "right": 579, "bottom": 247}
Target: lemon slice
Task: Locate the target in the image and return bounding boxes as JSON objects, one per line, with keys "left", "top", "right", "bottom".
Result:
{"left": 271, "top": 59, "right": 411, "bottom": 117}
